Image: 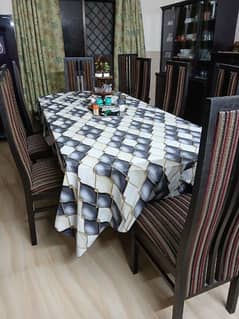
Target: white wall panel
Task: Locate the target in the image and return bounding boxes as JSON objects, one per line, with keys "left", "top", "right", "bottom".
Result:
{"left": 0, "top": 0, "right": 12, "bottom": 15}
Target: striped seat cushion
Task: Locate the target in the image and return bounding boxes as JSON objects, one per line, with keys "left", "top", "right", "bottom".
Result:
{"left": 31, "top": 158, "right": 63, "bottom": 195}
{"left": 137, "top": 193, "right": 191, "bottom": 266}
{"left": 27, "top": 133, "right": 50, "bottom": 159}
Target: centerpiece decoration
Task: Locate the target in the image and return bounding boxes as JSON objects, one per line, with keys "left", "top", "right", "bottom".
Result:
{"left": 95, "top": 56, "right": 111, "bottom": 78}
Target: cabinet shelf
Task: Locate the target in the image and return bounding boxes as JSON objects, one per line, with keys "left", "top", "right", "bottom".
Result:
{"left": 175, "top": 39, "right": 197, "bottom": 43}
{"left": 173, "top": 56, "right": 195, "bottom": 60}
{"left": 184, "top": 20, "right": 199, "bottom": 24}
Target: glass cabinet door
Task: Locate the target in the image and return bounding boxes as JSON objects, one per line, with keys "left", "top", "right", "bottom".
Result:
{"left": 173, "top": 2, "right": 200, "bottom": 61}
{"left": 161, "top": 7, "right": 177, "bottom": 72}
{"left": 161, "top": 0, "right": 218, "bottom": 77}
{"left": 196, "top": 0, "right": 217, "bottom": 78}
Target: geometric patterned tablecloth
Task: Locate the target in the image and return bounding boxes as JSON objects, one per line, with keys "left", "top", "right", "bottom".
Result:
{"left": 39, "top": 91, "right": 201, "bottom": 256}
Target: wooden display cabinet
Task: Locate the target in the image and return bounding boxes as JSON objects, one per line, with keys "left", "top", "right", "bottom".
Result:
{"left": 160, "top": 0, "right": 239, "bottom": 79}
{"left": 157, "top": 0, "right": 239, "bottom": 125}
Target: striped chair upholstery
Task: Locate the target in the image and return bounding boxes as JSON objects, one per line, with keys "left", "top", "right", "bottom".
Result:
{"left": 214, "top": 68, "right": 225, "bottom": 96}
{"left": 187, "top": 108, "right": 239, "bottom": 297}
{"left": 64, "top": 57, "right": 94, "bottom": 91}
{"left": 131, "top": 96, "right": 239, "bottom": 319}
{"left": 133, "top": 57, "right": 151, "bottom": 103}
{"left": 32, "top": 158, "right": 64, "bottom": 195}
{"left": 0, "top": 67, "right": 32, "bottom": 184}
{"left": 118, "top": 54, "right": 138, "bottom": 96}
{"left": 137, "top": 194, "right": 191, "bottom": 267}
{"left": 162, "top": 61, "right": 191, "bottom": 117}
{"left": 0, "top": 65, "right": 50, "bottom": 160}
{"left": 12, "top": 61, "right": 33, "bottom": 134}
{"left": 27, "top": 133, "right": 51, "bottom": 160}
{"left": 0, "top": 66, "right": 63, "bottom": 245}
{"left": 163, "top": 63, "right": 173, "bottom": 111}
{"left": 212, "top": 63, "right": 239, "bottom": 97}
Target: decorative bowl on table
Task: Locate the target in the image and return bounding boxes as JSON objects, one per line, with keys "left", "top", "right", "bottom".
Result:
{"left": 93, "top": 85, "right": 113, "bottom": 97}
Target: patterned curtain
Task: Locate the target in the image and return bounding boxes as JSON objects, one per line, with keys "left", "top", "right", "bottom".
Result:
{"left": 12, "top": 0, "right": 65, "bottom": 112}
{"left": 114, "top": 0, "right": 146, "bottom": 88}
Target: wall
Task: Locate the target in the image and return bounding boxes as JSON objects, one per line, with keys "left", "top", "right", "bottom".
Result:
{"left": 0, "top": 0, "right": 12, "bottom": 14}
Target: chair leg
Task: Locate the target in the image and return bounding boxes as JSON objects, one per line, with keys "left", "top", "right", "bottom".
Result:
{"left": 25, "top": 196, "right": 37, "bottom": 245}
{"left": 172, "top": 295, "right": 185, "bottom": 319}
{"left": 130, "top": 227, "right": 139, "bottom": 274}
{"left": 173, "top": 279, "right": 186, "bottom": 319}
{"left": 226, "top": 275, "right": 239, "bottom": 314}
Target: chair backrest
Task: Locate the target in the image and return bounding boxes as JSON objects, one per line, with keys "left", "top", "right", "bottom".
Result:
{"left": 64, "top": 57, "right": 95, "bottom": 92}
{"left": 12, "top": 60, "right": 33, "bottom": 134}
{"left": 0, "top": 65, "right": 32, "bottom": 190}
{"left": 118, "top": 54, "right": 138, "bottom": 96}
{"left": 212, "top": 63, "right": 239, "bottom": 97}
{"left": 162, "top": 60, "right": 191, "bottom": 117}
{"left": 134, "top": 57, "right": 151, "bottom": 103}
{"left": 178, "top": 96, "right": 239, "bottom": 298}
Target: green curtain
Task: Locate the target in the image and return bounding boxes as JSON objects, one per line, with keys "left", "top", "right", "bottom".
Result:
{"left": 114, "top": 0, "right": 146, "bottom": 88}
{"left": 12, "top": 0, "right": 65, "bottom": 112}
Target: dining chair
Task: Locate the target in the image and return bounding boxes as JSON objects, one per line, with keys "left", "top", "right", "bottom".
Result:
{"left": 118, "top": 54, "right": 138, "bottom": 96}
{"left": 134, "top": 57, "right": 151, "bottom": 103}
{"left": 0, "top": 65, "right": 51, "bottom": 161}
{"left": 212, "top": 63, "right": 239, "bottom": 97}
{"left": 130, "top": 95, "right": 239, "bottom": 319}
{"left": 0, "top": 66, "right": 64, "bottom": 245}
{"left": 159, "top": 60, "right": 191, "bottom": 117}
{"left": 64, "top": 57, "right": 95, "bottom": 91}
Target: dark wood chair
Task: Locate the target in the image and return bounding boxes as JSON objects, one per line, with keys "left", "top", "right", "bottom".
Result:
{"left": 212, "top": 63, "right": 239, "bottom": 97}
{"left": 118, "top": 54, "right": 138, "bottom": 96}
{"left": 130, "top": 95, "right": 239, "bottom": 319}
{"left": 0, "top": 65, "right": 51, "bottom": 161}
{"left": 134, "top": 57, "right": 151, "bottom": 103}
{"left": 158, "top": 60, "right": 191, "bottom": 117}
{"left": 64, "top": 57, "right": 95, "bottom": 91}
{"left": 0, "top": 65, "right": 63, "bottom": 245}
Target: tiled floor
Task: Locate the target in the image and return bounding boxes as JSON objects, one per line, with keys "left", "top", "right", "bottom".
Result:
{"left": 0, "top": 141, "right": 238, "bottom": 319}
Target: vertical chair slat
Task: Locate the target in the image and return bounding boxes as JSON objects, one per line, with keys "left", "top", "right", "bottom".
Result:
{"left": 227, "top": 72, "right": 239, "bottom": 96}
{"left": 212, "top": 63, "right": 239, "bottom": 97}
{"left": 64, "top": 57, "right": 94, "bottom": 92}
{"left": 133, "top": 57, "right": 151, "bottom": 103}
{"left": 214, "top": 69, "right": 225, "bottom": 96}
{"left": 163, "top": 64, "right": 174, "bottom": 112}
{"left": 161, "top": 61, "right": 190, "bottom": 117}
{"left": 118, "top": 54, "right": 138, "bottom": 95}
{"left": 12, "top": 61, "right": 33, "bottom": 134}
{"left": 173, "top": 65, "right": 186, "bottom": 116}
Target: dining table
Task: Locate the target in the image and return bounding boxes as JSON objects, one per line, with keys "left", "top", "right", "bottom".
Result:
{"left": 39, "top": 91, "right": 201, "bottom": 257}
